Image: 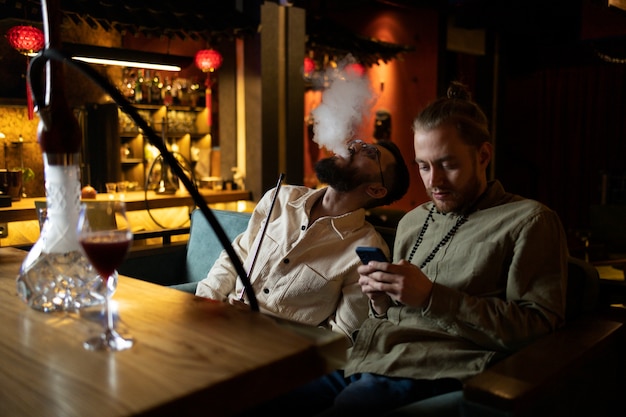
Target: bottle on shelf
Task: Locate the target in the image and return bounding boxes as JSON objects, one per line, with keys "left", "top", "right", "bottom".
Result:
{"left": 144, "top": 69, "right": 153, "bottom": 104}
{"left": 151, "top": 71, "right": 162, "bottom": 105}
{"left": 134, "top": 69, "right": 144, "bottom": 104}
{"left": 162, "top": 76, "right": 174, "bottom": 106}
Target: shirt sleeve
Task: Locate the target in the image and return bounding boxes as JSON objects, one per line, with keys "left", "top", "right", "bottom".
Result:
{"left": 194, "top": 233, "right": 248, "bottom": 300}
{"left": 423, "top": 209, "right": 568, "bottom": 352}
{"left": 327, "top": 235, "right": 391, "bottom": 343}
{"left": 195, "top": 190, "right": 273, "bottom": 300}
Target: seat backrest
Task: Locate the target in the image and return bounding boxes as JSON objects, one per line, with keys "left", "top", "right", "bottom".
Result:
{"left": 565, "top": 256, "right": 599, "bottom": 319}
{"left": 374, "top": 225, "right": 397, "bottom": 254}
{"left": 184, "top": 208, "right": 252, "bottom": 285}
{"left": 590, "top": 204, "right": 626, "bottom": 255}
{"left": 365, "top": 207, "right": 407, "bottom": 228}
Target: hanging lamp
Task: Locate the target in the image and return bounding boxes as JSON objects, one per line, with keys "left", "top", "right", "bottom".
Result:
{"left": 345, "top": 62, "right": 366, "bottom": 78}
{"left": 303, "top": 57, "right": 315, "bottom": 77}
{"left": 6, "top": 26, "right": 45, "bottom": 119}
{"left": 194, "top": 49, "right": 223, "bottom": 127}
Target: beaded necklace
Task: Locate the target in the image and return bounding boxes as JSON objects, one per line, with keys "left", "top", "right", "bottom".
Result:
{"left": 407, "top": 205, "right": 467, "bottom": 269}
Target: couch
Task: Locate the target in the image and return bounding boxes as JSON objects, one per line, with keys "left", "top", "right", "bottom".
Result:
{"left": 119, "top": 208, "right": 397, "bottom": 293}
{"left": 119, "top": 208, "right": 251, "bottom": 293}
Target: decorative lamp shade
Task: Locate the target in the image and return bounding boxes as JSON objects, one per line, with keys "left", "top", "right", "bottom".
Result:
{"left": 345, "top": 62, "right": 365, "bottom": 77}
{"left": 303, "top": 57, "right": 315, "bottom": 76}
{"left": 7, "top": 25, "right": 44, "bottom": 120}
{"left": 6, "top": 26, "right": 44, "bottom": 56}
{"left": 194, "top": 49, "right": 223, "bottom": 72}
{"left": 195, "top": 49, "right": 222, "bottom": 127}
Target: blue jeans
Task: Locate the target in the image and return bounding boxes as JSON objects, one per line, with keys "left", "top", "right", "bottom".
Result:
{"left": 241, "top": 370, "right": 462, "bottom": 416}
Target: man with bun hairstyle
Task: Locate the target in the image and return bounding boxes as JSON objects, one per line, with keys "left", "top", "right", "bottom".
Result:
{"left": 247, "top": 82, "right": 568, "bottom": 416}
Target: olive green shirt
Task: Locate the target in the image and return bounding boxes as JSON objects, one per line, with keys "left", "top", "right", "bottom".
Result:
{"left": 345, "top": 181, "right": 568, "bottom": 381}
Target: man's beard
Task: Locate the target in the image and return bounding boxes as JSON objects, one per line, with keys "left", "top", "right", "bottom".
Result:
{"left": 429, "top": 173, "right": 483, "bottom": 214}
{"left": 315, "top": 157, "right": 364, "bottom": 192}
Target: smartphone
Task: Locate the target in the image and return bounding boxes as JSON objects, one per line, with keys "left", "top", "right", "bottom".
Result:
{"left": 356, "top": 246, "right": 388, "bottom": 264}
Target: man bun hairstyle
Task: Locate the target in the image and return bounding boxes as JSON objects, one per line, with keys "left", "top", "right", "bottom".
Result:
{"left": 413, "top": 81, "right": 491, "bottom": 148}
{"left": 446, "top": 81, "right": 472, "bottom": 100}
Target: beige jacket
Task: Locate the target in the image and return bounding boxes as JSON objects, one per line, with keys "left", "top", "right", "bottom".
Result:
{"left": 196, "top": 186, "right": 390, "bottom": 341}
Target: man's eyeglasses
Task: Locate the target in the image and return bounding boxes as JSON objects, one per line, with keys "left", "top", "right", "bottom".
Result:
{"left": 347, "top": 140, "right": 385, "bottom": 188}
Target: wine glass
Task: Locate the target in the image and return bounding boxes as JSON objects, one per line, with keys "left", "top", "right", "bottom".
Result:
{"left": 77, "top": 200, "right": 134, "bottom": 351}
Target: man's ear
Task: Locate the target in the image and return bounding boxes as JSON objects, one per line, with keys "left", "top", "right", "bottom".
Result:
{"left": 365, "top": 184, "right": 388, "bottom": 200}
{"left": 478, "top": 142, "right": 492, "bottom": 167}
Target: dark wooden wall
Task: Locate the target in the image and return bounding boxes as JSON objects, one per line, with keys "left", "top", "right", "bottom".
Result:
{"left": 445, "top": 0, "right": 626, "bottom": 250}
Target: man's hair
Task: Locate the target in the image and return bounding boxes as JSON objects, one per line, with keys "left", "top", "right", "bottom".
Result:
{"left": 375, "top": 139, "right": 410, "bottom": 207}
{"left": 412, "top": 81, "right": 491, "bottom": 148}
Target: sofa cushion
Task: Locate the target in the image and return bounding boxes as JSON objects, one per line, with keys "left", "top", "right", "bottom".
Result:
{"left": 183, "top": 208, "right": 251, "bottom": 289}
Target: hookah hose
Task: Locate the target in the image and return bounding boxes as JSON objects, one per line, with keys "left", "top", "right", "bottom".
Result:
{"left": 28, "top": 48, "right": 259, "bottom": 312}
{"left": 237, "top": 173, "right": 284, "bottom": 301}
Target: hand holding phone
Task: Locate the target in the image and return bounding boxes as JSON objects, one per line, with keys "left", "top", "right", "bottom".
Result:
{"left": 356, "top": 246, "right": 388, "bottom": 264}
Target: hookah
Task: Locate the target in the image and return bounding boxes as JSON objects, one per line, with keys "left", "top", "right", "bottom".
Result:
{"left": 17, "top": 0, "right": 257, "bottom": 313}
{"left": 16, "top": 0, "right": 105, "bottom": 312}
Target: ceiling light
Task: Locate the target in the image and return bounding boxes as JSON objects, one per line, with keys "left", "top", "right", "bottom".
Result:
{"left": 64, "top": 43, "right": 193, "bottom": 72}
{"left": 73, "top": 56, "right": 181, "bottom": 71}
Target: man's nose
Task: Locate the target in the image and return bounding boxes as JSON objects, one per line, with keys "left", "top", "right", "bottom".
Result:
{"left": 427, "top": 167, "right": 444, "bottom": 188}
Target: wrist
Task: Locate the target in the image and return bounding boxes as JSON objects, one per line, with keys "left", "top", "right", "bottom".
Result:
{"left": 369, "top": 297, "right": 390, "bottom": 319}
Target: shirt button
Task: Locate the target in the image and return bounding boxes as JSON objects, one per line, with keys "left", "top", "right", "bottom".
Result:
{"left": 283, "top": 258, "right": 290, "bottom": 264}
{"left": 263, "top": 288, "right": 270, "bottom": 294}
{"left": 301, "top": 225, "right": 306, "bottom": 231}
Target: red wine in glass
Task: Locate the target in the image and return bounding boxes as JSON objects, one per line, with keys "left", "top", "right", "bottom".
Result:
{"left": 77, "top": 200, "right": 134, "bottom": 351}
{"left": 80, "top": 232, "right": 131, "bottom": 279}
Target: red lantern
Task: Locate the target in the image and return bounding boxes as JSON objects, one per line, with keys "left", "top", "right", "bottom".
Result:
{"left": 6, "top": 26, "right": 44, "bottom": 120}
{"left": 6, "top": 26, "right": 44, "bottom": 55}
{"left": 345, "top": 63, "right": 365, "bottom": 78}
{"left": 194, "top": 49, "right": 223, "bottom": 73}
{"left": 194, "top": 49, "right": 223, "bottom": 127}
{"left": 303, "top": 57, "right": 315, "bottom": 76}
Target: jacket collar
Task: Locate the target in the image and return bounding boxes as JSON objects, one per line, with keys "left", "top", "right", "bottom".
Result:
{"left": 289, "top": 187, "right": 367, "bottom": 238}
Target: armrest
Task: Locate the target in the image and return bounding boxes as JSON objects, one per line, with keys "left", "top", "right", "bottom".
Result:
{"left": 463, "top": 317, "right": 624, "bottom": 417}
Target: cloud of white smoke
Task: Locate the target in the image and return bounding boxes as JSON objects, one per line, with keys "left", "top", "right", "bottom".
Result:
{"left": 310, "top": 57, "right": 375, "bottom": 158}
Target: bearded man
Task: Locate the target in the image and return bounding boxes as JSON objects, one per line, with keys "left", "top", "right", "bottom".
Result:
{"left": 196, "top": 139, "right": 409, "bottom": 342}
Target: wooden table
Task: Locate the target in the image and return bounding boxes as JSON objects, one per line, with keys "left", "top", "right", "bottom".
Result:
{"left": 0, "top": 247, "right": 347, "bottom": 417}
{"left": 0, "top": 189, "right": 251, "bottom": 223}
